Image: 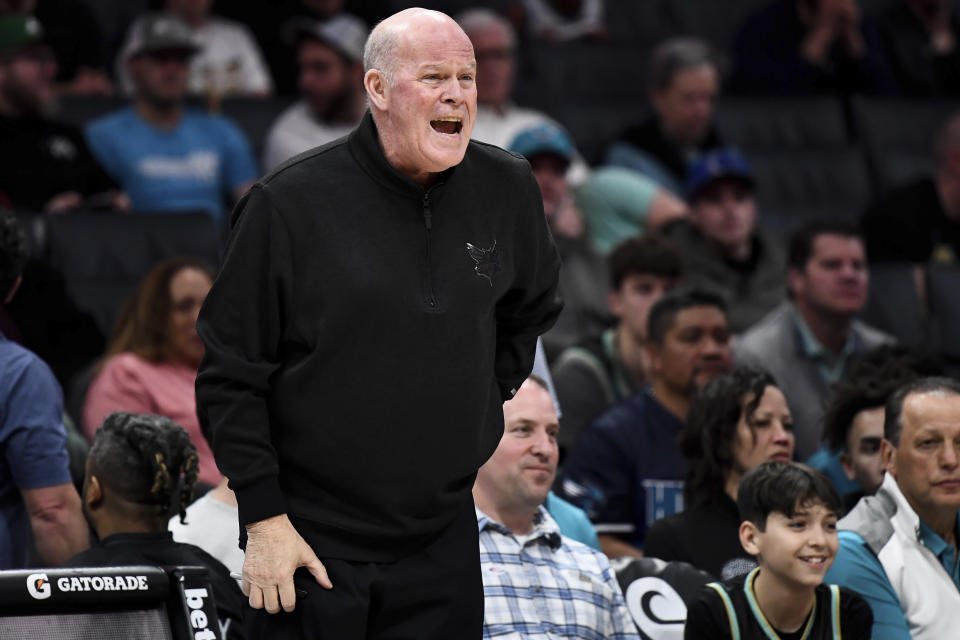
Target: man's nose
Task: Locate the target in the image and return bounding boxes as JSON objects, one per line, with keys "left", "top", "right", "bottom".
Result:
{"left": 940, "top": 442, "right": 960, "bottom": 469}
{"left": 442, "top": 78, "right": 464, "bottom": 103}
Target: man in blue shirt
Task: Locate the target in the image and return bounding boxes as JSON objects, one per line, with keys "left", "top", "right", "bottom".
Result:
{"left": 0, "top": 210, "right": 88, "bottom": 568}
{"left": 825, "top": 377, "right": 960, "bottom": 639}
{"left": 85, "top": 13, "right": 258, "bottom": 222}
{"left": 559, "top": 287, "right": 733, "bottom": 559}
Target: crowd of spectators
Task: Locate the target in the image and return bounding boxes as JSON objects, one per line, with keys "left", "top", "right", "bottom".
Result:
{"left": 3, "top": 0, "right": 960, "bottom": 638}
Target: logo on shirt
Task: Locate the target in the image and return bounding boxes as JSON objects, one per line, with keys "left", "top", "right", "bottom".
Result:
{"left": 45, "top": 136, "right": 77, "bottom": 161}
{"left": 138, "top": 151, "right": 219, "bottom": 181}
{"left": 642, "top": 480, "right": 684, "bottom": 527}
{"left": 26, "top": 573, "right": 51, "bottom": 600}
{"left": 466, "top": 239, "right": 501, "bottom": 287}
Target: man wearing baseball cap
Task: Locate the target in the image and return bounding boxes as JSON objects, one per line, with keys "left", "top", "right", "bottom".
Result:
{"left": 510, "top": 122, "right": 608, "bottom": 358}
{"left": 0, "top": 15, "right": 123, "bottom": 213}
{"left": 262, "top": 14, "right": 368, "bottom": 170}
{"left": 84, "top": 13, "right": 258, "bottom": 222}
{"left": 665, "top": 147, "right": 786, "bottom": 333}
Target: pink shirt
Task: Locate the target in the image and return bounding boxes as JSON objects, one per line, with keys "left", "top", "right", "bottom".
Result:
{"left": 83, "top": 353, "right": 222, "bottom": 487}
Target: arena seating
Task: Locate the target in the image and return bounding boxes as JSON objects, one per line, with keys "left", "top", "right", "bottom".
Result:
{"left": 24, "top": 212, "right": 223, "bottom": 337}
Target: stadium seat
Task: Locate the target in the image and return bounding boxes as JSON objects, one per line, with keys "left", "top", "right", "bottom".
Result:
{"left": 667, "top": 0, "right": 780, "bottom": 53}
{"left": 927, "top": 264, "right": 960, "bottom": 365}
{"left": 851, "top": 97, "right": 958, "bottom": 192}
{"left": 715, "top": 97, "right": 849, "bottom": 152}
{"left": 612, "top": 556, "right": 714, "bottom": 640}
{"left": 0, "top": 565, "right": 220, "bottom": 640}
{"left": 42, "top": 212, "right": 223, "bottom": 336}
{"left": 859, "top": 262, "right": 928, "bottom": 348}
{"left": 220, "top": 96, "right": 297, "bottom": 160}
{"left": 746, "top": 148, "right": 872, "bottom": 238}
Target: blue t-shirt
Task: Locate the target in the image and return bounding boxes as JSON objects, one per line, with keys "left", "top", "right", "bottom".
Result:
{"left": 558, "top": 387, "right": 685, "bottom": 549}
{"left": 85, "top": 107, "right": 258, "bottom": 221}
{"left": 0, "top": 331, "right": 71, "bottom": 569}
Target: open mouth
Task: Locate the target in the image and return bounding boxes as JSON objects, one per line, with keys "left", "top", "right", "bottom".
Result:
{"left": 430, "top": 117, "right": 462, "bottom": 135}
{"left": 798, "top": 555, "right": 829, "bottom": 568}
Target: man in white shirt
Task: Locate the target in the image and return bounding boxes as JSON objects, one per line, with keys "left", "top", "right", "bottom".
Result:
{"left": 455, "top": 8, "right": 588, "bottom": 184}
{"left": 118, "top": 1, "right": 273, "bottom": 97}
{"left": 262, "top": 14, "right": 367, "bottom": 170}
{"left": 169, "top": 478, "right": 243, "bottom": 578}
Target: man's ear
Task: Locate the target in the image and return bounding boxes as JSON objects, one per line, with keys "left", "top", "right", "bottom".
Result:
{"left": 85, "top": 475, "right": 104, "bottom": 512}
{"left": 739, "top": 520, "right": 761, "bottom": 556}
{"left": 364, "top": 69, "right": 389, "bottom": 111}
{"left": 787, "top": 267, "right": 803, "bottom": 300}
{"left": 882, "top": 438, "right": 896, "bottom": 476}
{"left": 607, "top": 290, "right": 622, "bottom": 317}
{"left": 839, "top": 452, "right": 856, "bottom": 482}
{"left": 644, "top": 342, "right": 660, "bottom": 376}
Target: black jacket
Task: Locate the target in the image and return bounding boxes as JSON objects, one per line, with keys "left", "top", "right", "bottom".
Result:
{"left": 196, "top": 112, "right": 562, "bottom": 561}
{"left": 67, "top": 532, "right": 246, "bottom": 640}
{"left": 613, "top": 115, "right": 722, "bottom": 186}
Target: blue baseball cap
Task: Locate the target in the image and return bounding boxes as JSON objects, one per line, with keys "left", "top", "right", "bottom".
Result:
{"left": 508, "top": 123, "right": 575, "bottom": 164}
{"left": 685, "top": 147, "right": 754, "bottom": 201}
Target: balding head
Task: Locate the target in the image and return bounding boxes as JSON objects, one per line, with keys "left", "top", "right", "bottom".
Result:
{"left": 364, "top": 8, "right": 464, "bottom": 86}
{"left": 362, "top": 8, "right": 477, "bottom": 186}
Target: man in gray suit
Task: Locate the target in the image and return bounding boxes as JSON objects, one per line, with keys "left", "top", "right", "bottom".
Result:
{"left": 735, "top": 220, "right": 892, "bottom": 460}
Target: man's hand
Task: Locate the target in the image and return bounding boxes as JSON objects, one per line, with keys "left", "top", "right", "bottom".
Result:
{"left": 242, "top": 513, "right": 332, "bottom": 613}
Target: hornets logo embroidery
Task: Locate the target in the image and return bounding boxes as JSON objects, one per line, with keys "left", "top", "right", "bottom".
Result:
{"left": 466, "top": 240, "right": 501, "bottom": 287}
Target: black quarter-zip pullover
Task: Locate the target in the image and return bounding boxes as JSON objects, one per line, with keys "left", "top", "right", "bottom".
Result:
{"left": 196, "top": 113, "right": 562, "bottom": 561}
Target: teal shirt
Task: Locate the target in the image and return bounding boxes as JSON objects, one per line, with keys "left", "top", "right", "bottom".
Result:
{"left": 825, "top": 516, "right": 960, "bottom": 639}
{"left": 545, "top": 491, "right": 601, "bottom": 550}
{"left": 917, "top": 519, "right": 960, "bottom": 588}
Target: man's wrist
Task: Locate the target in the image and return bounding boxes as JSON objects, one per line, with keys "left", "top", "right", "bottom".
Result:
{"left": 246, "top": 513, "right": 290, "bottom": 533}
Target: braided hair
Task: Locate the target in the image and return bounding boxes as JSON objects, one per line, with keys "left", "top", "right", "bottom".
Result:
{"left": 88, "top": 412, "right": 199, "bottom": 523}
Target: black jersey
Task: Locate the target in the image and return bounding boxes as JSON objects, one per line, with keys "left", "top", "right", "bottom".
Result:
{"left": 684, "top": 568, "right": 873, "bottom": 639}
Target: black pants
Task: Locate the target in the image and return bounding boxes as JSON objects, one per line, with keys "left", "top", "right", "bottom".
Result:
{"left": 245, "top": 502, "right": 483, "bottom": 640}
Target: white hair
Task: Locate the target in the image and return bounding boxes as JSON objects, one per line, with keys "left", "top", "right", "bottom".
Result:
{"left": 363, "top": 19, "right": 401, "bottom": 87}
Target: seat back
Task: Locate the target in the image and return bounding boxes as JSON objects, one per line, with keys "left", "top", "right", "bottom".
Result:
{"left": 0, "top": 565, "right": 222, "bottom": 640}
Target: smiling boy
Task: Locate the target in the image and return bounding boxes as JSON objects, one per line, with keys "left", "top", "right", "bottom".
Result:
{"left": 684, "top": 461, "right": 873, "bottom": 638}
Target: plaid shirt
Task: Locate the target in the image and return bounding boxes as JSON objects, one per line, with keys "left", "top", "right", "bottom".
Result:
{"left": 477, "top": 506, "right": 640, "bottom": 639}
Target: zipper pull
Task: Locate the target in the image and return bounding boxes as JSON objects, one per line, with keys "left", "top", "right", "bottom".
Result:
{"left": 422, "top": 193, "right": 432, "bottom": 231}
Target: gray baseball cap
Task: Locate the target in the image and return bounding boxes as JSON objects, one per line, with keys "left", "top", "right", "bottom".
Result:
{"left": 125, "top": 12, "right": 200, "bottom": 61}
{"left": 283, "top": 14, "right": 367, "bottom": 64}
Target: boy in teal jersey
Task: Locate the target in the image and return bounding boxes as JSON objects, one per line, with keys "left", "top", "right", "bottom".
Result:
{"left": 684, "top": 462, "right": 872, "bottom": 639}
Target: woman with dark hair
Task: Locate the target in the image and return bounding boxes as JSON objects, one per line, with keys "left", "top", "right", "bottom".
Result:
{"left": 644, "top": 366, "right": 794, "bottom": 579}
{"left": 82, "top": 258, "right": 220, "bottom": 487}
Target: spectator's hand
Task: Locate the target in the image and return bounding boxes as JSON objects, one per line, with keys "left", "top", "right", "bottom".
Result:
{"left": 242, "top": 513, "right": 332, "bottom": 613}
{"left": 930, "top": 7, "right": 956, "bottom": 54}
{"left": 112, "top": 192, "right": 132, "bottom": 212}
{"left": 44, "top": 191, "right": 83, "bottom": 213}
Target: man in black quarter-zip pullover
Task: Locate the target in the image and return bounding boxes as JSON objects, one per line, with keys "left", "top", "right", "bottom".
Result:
{"left": 195, "top": 8, "right": 562, "bottom": 640}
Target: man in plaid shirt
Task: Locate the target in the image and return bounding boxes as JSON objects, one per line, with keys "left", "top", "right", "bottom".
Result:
{"left": 473, "top": 376, "right": 640, "bottom": 639}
